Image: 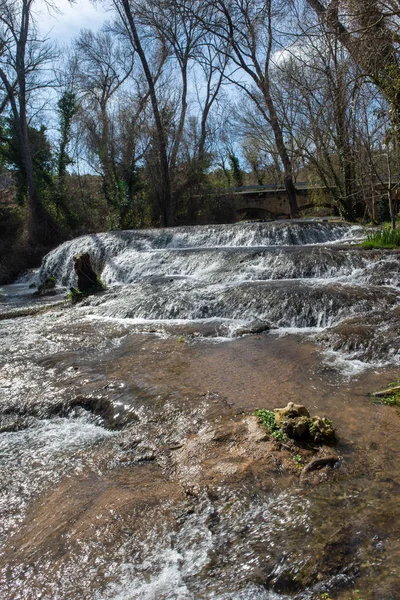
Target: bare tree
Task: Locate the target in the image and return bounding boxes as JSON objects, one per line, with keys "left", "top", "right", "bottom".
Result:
{"left": 305, "top": 0, "right": 400, "bottom": 125}
{"left": 275, "top": 26, "right": 364, "bottom": 220}
{"left": 73, "top": 28, "right": 134, "bottom": 217}
{"left": 111, "top": 0, "right": 174, "bottom": 226}
{"left": 199, "top": 0, "right": 299, "bottom": 217}
{"left": 136, "top": 0, "right": 208, "bottom": 175}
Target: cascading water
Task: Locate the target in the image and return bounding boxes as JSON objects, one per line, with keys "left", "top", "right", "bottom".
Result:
{"left": 36, "top": 221, "right": 400, "bottom": 361}
{"left": 1, "top": 220, "right": 400, "bottom": 600}
{"left": 39, "top": 221, "right": 365, "bottom": 287}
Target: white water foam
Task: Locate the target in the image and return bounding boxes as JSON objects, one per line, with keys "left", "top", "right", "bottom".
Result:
{"left": 0, "top": 416, "right": 115, "bottom": 540}
{"left": 96, "top": 489, "right": 305, "bottom": 600}
{"left": 38, "top": 222, "right": 365, "bottom": 288}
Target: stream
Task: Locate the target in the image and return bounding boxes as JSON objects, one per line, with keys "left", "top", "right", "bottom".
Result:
{"left": 0, "top": 220, "right": 399, "bottom": 599}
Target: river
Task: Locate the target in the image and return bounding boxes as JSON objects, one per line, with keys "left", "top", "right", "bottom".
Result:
{"left": 0, "top": 220, "right": 399, "bottom": 599}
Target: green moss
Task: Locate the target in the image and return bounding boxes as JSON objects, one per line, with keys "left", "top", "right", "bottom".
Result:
{"left": 67, "top": 275, "right": 107, "bottom": 304}
{"left": 68, "top": 288, "right": 84, "bottom": 304}
{"left": 34, "top": 276, "right": 57, "bottom": 296}
{"left": 308, "top": 417, "right": 336, "bottom": 444}
{"left": 95, "top": 274, "right": 107, "bottom": 290}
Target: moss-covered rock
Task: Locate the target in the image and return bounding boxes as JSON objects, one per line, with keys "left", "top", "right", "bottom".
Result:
{"left": 309, "top": 416, "right": 336, "bottom": 444}
{"left": 34, "top": 276, "right": 57, "bottom": 297}
{"left": 274, "top": 402, "right": 310, "bottom": 426}
{"left": 256, "top": 402, "right": 337, "bottom": 447}
{"left": 68, "top": 253, "right": 106, "bottom": 304}
{"left": 73, "top": 253, "right": 104, "bottom": 292}
{"left": 280, "top": 414, "right": 336, "bottom": 446}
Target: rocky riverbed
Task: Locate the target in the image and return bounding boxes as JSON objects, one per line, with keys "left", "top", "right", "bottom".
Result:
{"left": 0, "top": 221, "right": 399, "bottom": 599}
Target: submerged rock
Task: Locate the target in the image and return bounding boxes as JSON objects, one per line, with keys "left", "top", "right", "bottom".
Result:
{"left": 301, "top": 454, "right": 339, "bottom": 479}
{"left": 234, "top": 319, "right": 272, "bottom": 337}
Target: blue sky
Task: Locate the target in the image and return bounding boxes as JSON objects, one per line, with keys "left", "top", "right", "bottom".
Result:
{"left": 37, "top": 0, "right": 109, "bottom": 42}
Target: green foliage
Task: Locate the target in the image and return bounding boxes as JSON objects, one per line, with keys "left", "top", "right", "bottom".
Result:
{"left": 271, "top": 429, "right": 288, "bottom": 441}
{"left": 254, "top": 409, "right": 289, "bottom": 442}
{"left": 254, "top": 409, "right": 277, "bottom": 431}
{"left": 51, "top": 91, "right": 80, "bottom": 231}
{"left": 293, "top": 454, "right": 303, "bottom": 464}
{"left": 3, "top": 121, "right": 54, "bottom": 205}
{"left": 370, "top": 378, "right": 400, "bottom": 406}
{"left": 57, "top": 91, "right": 77, "bottom": 178}
{"left": 378, "top": 395, "right": 400, "bottom": 406}
{"left": 362, "top": 227, "right": 400, "bottom": 248}
{"left": 228, "top": 152, "right": 244, "bottom": 187}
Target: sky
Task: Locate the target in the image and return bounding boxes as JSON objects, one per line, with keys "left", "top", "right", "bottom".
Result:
{"left": 36, "top": 0, "right": 109, "bottom": 43}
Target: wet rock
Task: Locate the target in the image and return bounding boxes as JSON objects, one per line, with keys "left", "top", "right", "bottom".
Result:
{"left": 284, "top": 415, "right": 310, "bottom": 439}
{"left": 0, "top": 414, "right": 37, "bottom": 433}
{"left": 33, "top": 277, "right": 57, "bottom": 297}
{"left": 274, "top": 402, "right": 310, "bottom": 426}
{"left": 267, "top": 561, "right": 301, "bottom": 593}
{"left": 74, "top": 253, "right": 100, "bottom": 291}
{"left": 270, "top": 402, "right": 336, "bottom": 446}
{"left": 309, "top": 416, "right": 336, "bottom": 445}
{"left": 212, "top": 422, "right": 246, "bottom": 442}
{"left": 315, "top": 306, "right": 400, "bottom": 363}
{"left": 234, "top": 320, "right": 272, "bottom": 337}
{"left": 300, "top": 454, "right": 339, "bottom": 479}
{"left": 51, "top": 394, "right": 139, "bottom": 430}
{"left": 69, "top": 253, "right": 106, "bottom": 303}
{"left": 282, "top": 415, "right": 336, "bottom": 445}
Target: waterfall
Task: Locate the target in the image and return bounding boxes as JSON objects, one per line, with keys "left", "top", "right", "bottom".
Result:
{"left": 36, "top": 222, "right": 400, "bottom": 357}
{"left": 38, "top": 221, "right": 364, "bottom": 287}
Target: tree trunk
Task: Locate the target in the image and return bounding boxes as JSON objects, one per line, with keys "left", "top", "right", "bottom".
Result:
{"left": 120, "top": 0, "right": 173, "bottom": 227}
{"left": 388, "top": 189, "right": 396, "bottom": 230}
{"left": 260, "top": 79, "right": 299, "bottom": 218}
{"left": 16, "top": 113, "right": 53, "bottom": 244}
{"left": 267, "top": 93, "right": 299, "bottom": 218}
{"left": 306, "top": 0, "right": 400, "bottom": 122}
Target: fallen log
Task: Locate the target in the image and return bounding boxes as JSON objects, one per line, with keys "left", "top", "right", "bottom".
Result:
{"left": 371, "top": 385, "right": 400, "bottom": 398}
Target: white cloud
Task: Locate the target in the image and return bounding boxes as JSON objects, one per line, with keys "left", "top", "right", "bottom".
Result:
{"left": 35, "top": 0, "right": 109, "bottom": 42}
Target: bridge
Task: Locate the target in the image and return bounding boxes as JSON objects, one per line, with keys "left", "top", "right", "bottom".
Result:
{"left": 227, "top": 183, "right": 333, "bottom": 219}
